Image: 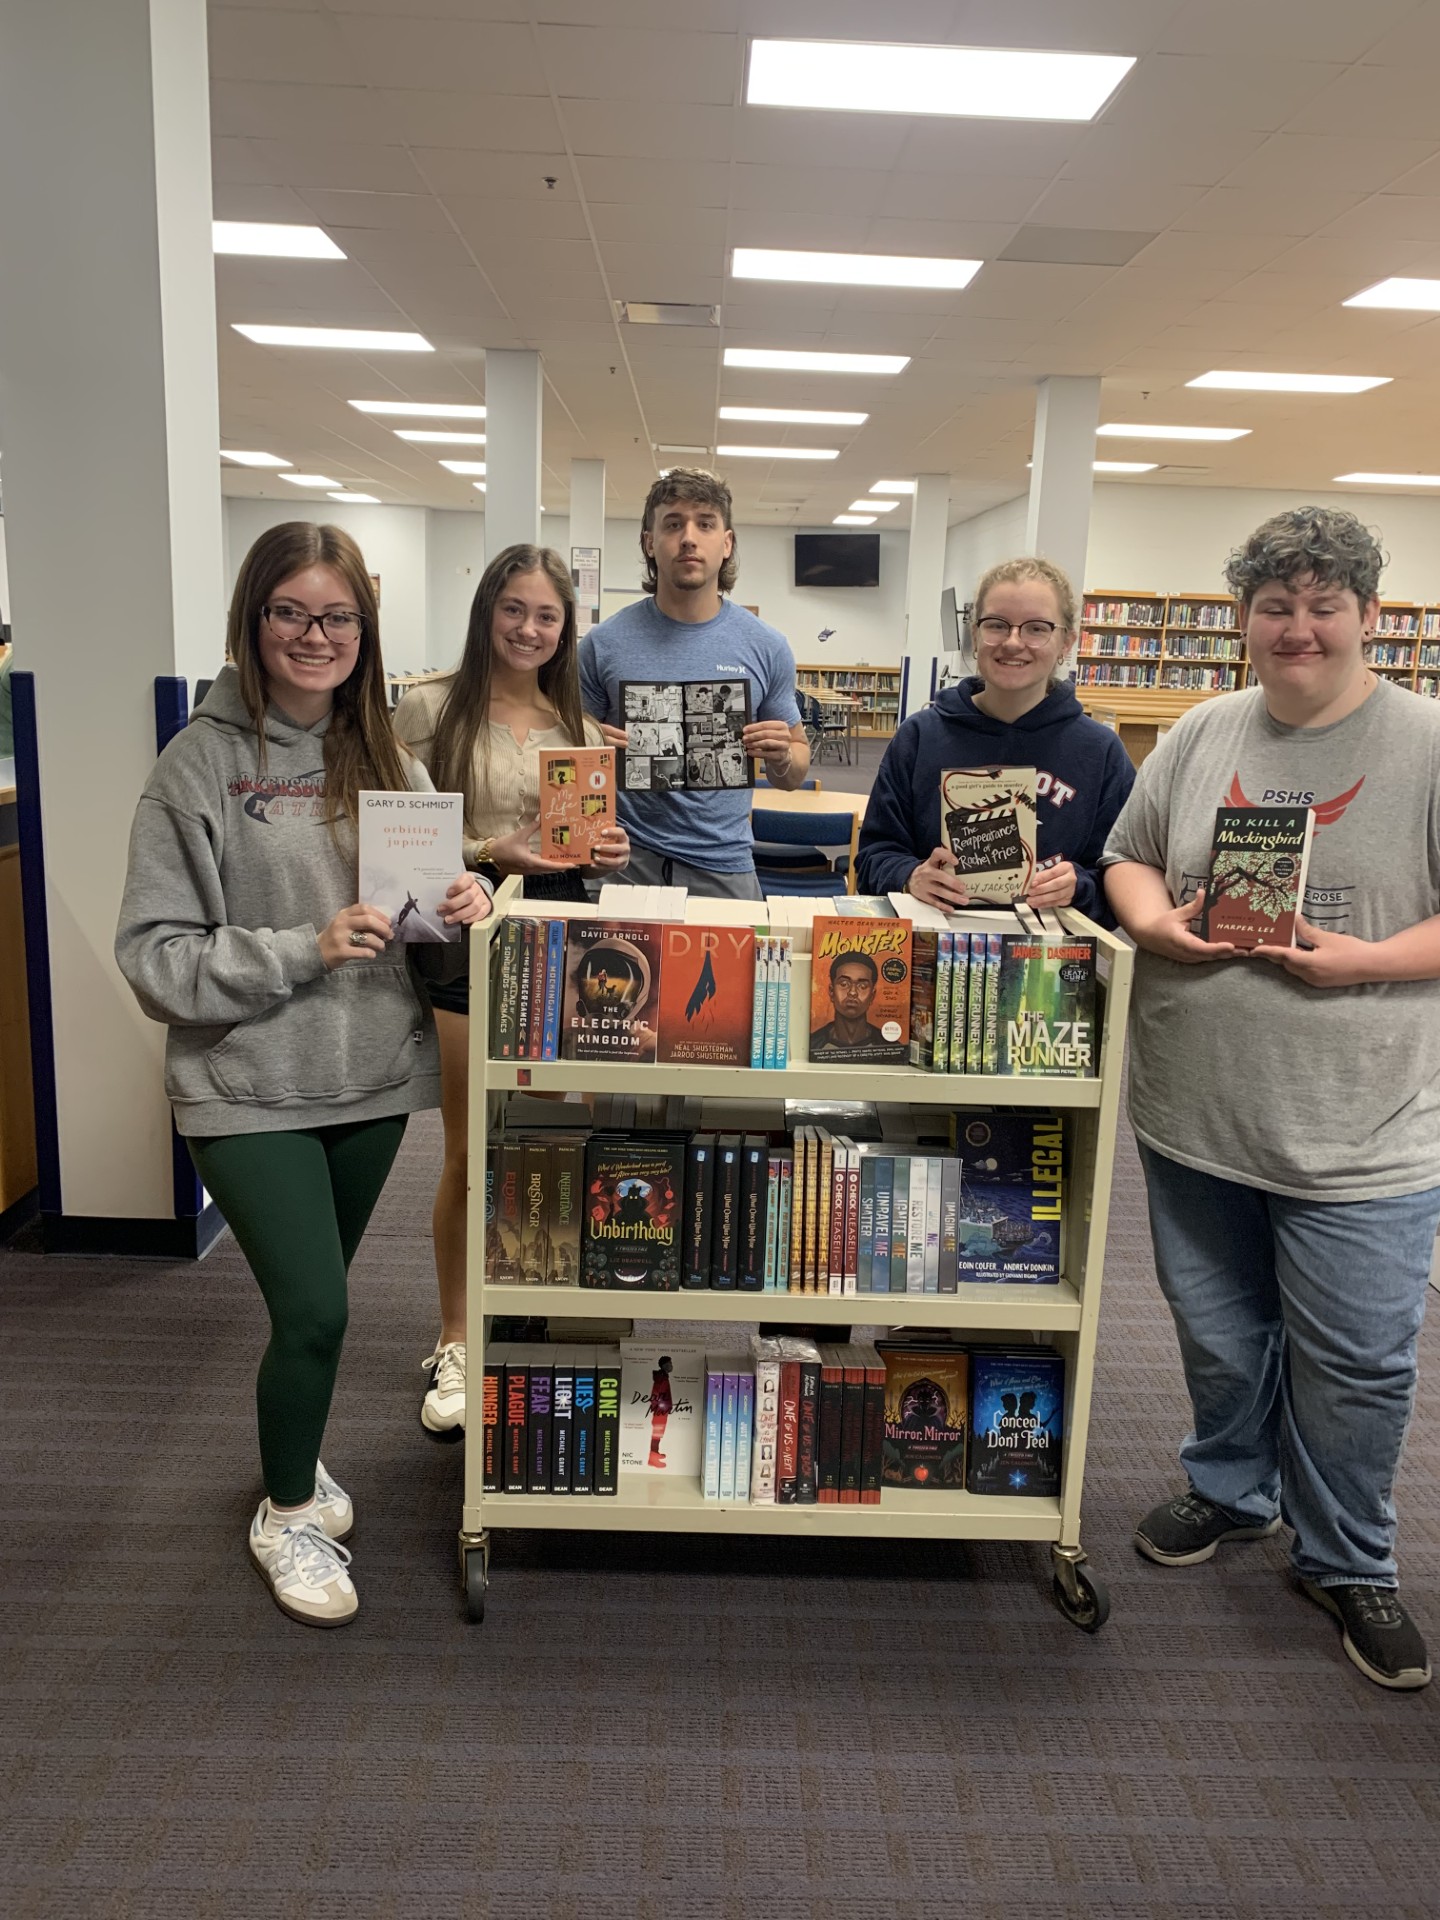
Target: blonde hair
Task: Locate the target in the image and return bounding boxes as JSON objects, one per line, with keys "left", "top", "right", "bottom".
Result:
{"left": 973, "top": 555, "right": 1078, "bottom": 635}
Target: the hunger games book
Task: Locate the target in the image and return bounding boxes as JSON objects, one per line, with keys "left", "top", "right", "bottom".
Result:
{"left": 1200, "top": 805, "right": 1315, "bottom": 950}
{"left": 579, "top": 1133, "right": 684, "bottom": 1291}
{"left": 560, "top": 921, "right": 663, "bottom": 1063}
{"left": 939, "top": 766, "right": 1038, "bottom": 905}
{"left": 808, "top": 918, "right": 912, "bottom": 1066}
{"left": 656, "top": 924, "right": 757, "bottom": 1066}
{"left": 536, "top": 746, "right": 617, "bottom": 865}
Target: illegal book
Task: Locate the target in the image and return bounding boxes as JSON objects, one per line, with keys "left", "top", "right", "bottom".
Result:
{"left": 620, "top": 679, "right": 754, "bottom": 792}
{"left": 939, "top": 766, "right": 1038, "bottom": 905}
{"left": 656, "top": 925, "right": 758, "bottom": 1066}
{"left": 997, "top": 935, "right": 1097, "bottom": 1076}
{"left": 579, "top": 1134, "right": 684, "bottom": 1291}
{"left": 536, "top": 745, "right": 617, "bottom": 864}
{"left": 357, "top": 789, "right": 464, "bottom": 944}
{"left": 1200, "top": 805, "right": 1315, "bottom": 950}
{"left": 967, "top": 1347, "right": 1065, "bottom": 1498}
{"left": 879, "top": 1342, "right": 969, "bottom": 1490}
{"left": 953, "top": 1112, "right": 1063, "bottom": 1285}
{"left": 618, "top": 1341, "right": 705, "bottom": 1478}
{"left": 808, "top": 918, "right": 912, "bottom": 1066}
{"left": 561, "top": 921, "right": 663, "bottom": 1063}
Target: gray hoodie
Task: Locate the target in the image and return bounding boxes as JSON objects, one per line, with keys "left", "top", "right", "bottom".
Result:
{"left": 115, "top": 666, "right": 442, "bottom": 1136}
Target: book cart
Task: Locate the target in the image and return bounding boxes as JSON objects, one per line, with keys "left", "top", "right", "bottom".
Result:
{"left": 458, "top": 881, "right": 1134, "bottom": 1633}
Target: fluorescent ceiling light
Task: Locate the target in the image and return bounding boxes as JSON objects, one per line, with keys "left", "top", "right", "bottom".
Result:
{"left": 834, "top": 514, "right": 876, "bottom": 525}
{"left": 1334, "top": 471, "right": 1440, "bottom": 486}
{"left": 221, "top": 450, "right": 290, "bottom": 468}
{"left": 233, "top": 324, "right": 433, "bottom": 352}
{"left": 351, "top": 400, "right": 485, "bottom": 419}
{"left": 213, "top": 221, "right": 345, "bottom": 260}
{"left": 280, "top": 473, "right": 338, "bottom": 487}
{"left": 719, "top": 406, "right": 868, "bottom": 426}
{"left": 732, "top": 246, "right": 981, "bottom": 290}
{"left": 328, "top": 491, "right": 379, "bottom": 503}
{"left": 716, "top": 444, "right": 839, "bottom": 459}
{"left": 473, "top": 482, "right": 487, "bottom": 492}
{"left": 440, "top": 460, "right": 487, "bottom": 475}
{"left": 724, "top": 347, "right": 909, "bottom": 375}
{"left": 1097, "top": 423, "right": 1250, "bottom": 442}
{"left": 1093, "top": 460, "right": 1158, "bottom": 473}
{"left": 1344, "top": 278, "right": 1440, "bottom": 311}
{"left": 394, "top": 429, "right": 486, "bottom": 444}
{"left": 850, "top": 499, "right": 899, "bottom": 512}
{"left": 872, "top": 479, "right": 916, "bottom": 493}
{"left": 747, "top": 38, "right": 1134, "bottom": 121}
{"left": 1187, "top": 370, "right": 1390, "bottom": 394}
{"left": 655, "top": 443, "right": 710, "bottom": 455}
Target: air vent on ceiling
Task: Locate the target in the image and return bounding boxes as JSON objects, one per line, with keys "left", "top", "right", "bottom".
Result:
{"left": 617, "top": 301, "right": 720, "bottom": 327}
{"left": 999, "top": 227, "right": 1156, "bottom": 268}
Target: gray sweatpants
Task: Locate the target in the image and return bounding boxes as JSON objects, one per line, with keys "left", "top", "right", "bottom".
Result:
{"left": 624, "top": 840, "right": 763, "bottom": 900}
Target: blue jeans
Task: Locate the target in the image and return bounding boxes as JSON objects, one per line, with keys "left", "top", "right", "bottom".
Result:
{"left": 1138, "top": 1145, "right": 1439, "bottom": 1588}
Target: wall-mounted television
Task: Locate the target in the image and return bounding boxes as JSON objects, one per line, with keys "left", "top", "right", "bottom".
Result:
{"left": 794, "top": 531, "right": 881, "bottom": 588}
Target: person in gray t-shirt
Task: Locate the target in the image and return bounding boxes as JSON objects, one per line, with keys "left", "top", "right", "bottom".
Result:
{"left": 1104, "top": 506, "right": 1440, "bottom": 1692}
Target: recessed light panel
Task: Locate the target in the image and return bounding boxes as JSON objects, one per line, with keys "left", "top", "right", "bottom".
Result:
{"left": 719, "top": 406, "right": 869, "bottom": 426}
{"left": 1187, "top": 370, "right": 1390, "bottom": 394}
{"left": 1344, "top": 278, "right": 1440, "bottom": 311}
{"left": 351, "top": 400, "right": 485, "bottom": 418}
{"left": 473, "top": 482, "right": 487, "bottom": 492}
{"left": 724, "top": 348, "right": 909, "bottom": 375}
{"left": 872, "top": 479, "right": 916, "bottom": 493}
{"left": 328, "top": 492, "right": 379, "bottom": 503}
{"left": 716, "top": 445, "right": 839, "bottom": 459}
{"left": 1334, "top": 471, "right": 1440, "bottom": 486}
{"left": 280, "top": 473, "right": 338, "bottom": 487}
{"left": 213, "top": 222, "right": 345, "bottom": 259}
{"left": 850, "top": 499, "right": 898, "bottom": 511}
{"left": 221, "top": 450, "right": 291, "bottom": 467}
{"left": 731, "top": 247, "right": 981, "bottom": 290}
{"left": 395, "top": 430, "right": 487, "bottom": 444}
{"left": 440, "top": 461, "right": 487, "bottom": 475}
{"left": 746, "top": 39, "right": 1135, "bottom": 122}
{"left": 1093, "top": 460, "right": 1158, "bottom": 473}
{"left": 1097, "top": 423, "right": 1250, "bottom": 441}
{"left": 233, "top": 325, "right": 433, "bottom": 352}
{"left": 833, "top": 514, "right": 876, "bottom": 525}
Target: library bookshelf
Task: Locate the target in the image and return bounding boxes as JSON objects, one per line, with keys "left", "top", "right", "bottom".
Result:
{"left": 795, "top": 664, "right": 901, "bottom": 736}
{"left": 459, "top": 881, "right": 1135, "bottom": 1631}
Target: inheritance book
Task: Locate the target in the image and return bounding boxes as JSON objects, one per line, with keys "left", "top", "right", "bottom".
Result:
{"left": 939, "top": 766, "right": 1038, "bottom": 905}
{"left": 357, "top": 790, "right": 463, "bottom": 943}
{"left": 808, "top": 918, "right": 912, "bottom": 1066}
{"left": 620, "top": 678, "right": 753, "bottom": 792}
{"left": 656, "top": 924, "right": 758, "bottom": 1066}
{"left": 1200, "top": 805, "right": 1315, "bottom": 950}
{"left": 560, "top": 922, "right": 663, "bottom": 1062}
{"left": 536, "top": 746, "right": 617, "bottom": 864}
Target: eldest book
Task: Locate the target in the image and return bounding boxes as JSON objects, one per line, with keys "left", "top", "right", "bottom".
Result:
{"left": 878, "top": 1343, "right": 969, "bottom": 1490}
{"left": 939, "top": 766, "right": 1038, "bottom": 905}
{"left": 561, "top": 922, "right": 663, "bottom": 1062}
{"left": 809, "top": 918, "right": 912, "bottom": 1066}
{"left": 1200, "top": 805, "right": 1315, "bottom": 950}
{"left": 967, "top": 1348, "right": 1064, "bottom": 1498}
{"left": 357, "top": 790, "right": 463, "bottom": 943}
{"left": 656, "top": 925, "right": 757, "bottom": 1066}
{"left": 536, "top": 746, "right": 617, "bottom": 864}
{"left": 580, "top": 1134, "right": 684, "bottom": 1291}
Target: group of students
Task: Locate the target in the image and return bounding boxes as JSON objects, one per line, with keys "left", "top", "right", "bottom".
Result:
{"left": 116, "top": 476, "right": 1440, "bottom": 1694}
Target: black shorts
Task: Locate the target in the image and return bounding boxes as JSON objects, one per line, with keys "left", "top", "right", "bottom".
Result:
{"left": 424, "top": 867, "right": 589, "bottom": 1018}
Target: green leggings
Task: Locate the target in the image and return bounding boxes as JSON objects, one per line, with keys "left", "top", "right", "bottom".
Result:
{"left": 188, "top": 1116, "right": 408, "bottom": 1506}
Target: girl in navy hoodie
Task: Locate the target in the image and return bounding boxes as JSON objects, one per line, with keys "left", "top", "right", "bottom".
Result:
{"left": 857, "top": 556, "right": 1134, "bottom": 924}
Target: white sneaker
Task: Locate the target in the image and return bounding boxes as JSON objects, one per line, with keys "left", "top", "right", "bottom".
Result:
{"left": 421, "top": 1341, "right": 466, "bottom": 1442}
{"left": 249, "top": 1502, "right": 358, "bottom": 1628}
{"left": 314, "top": 1461, "right": 353, "bottom": 1542}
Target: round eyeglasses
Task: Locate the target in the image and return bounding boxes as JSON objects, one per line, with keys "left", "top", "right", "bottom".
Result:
{"left": 263, "top": 603, "right": 365, "bottom": 643}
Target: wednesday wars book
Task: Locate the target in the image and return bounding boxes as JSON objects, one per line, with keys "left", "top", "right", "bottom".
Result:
{"left": 560, "top": 922, "right": 663, "bottom": 1062}
{"left": 1200, "top": 805, "right": 1315, "bottom": 950}
{"left": 536, "top": 745, "right": 617, "bottom": 864}
{"left": 620, "top": 679, "right": 753, "bottom": 792}
{"left": 939, "top": 766, "right": 1038, "bottom": 904}
{"left": 656, "top": 925, "right": 758, "bottom": 1066}
{"left": 808, "top": 918, "right": 912, "bottom": 1065}
{"left": 357, "top": 790, "right": 464, "bottom": 943}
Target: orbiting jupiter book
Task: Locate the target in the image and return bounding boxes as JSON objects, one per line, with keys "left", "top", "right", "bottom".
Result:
{"left": 358, "top": 790, "right": 463, "bottom": 943}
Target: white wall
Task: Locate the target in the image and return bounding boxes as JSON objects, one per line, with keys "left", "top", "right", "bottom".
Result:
{"left": 0, "top": 514, "right": 8, "bottom": 619}
{"left": 944, "top": 496, "right": 1030, "bottom": 604}
{"left": 425, "top": 506, "right": 485, "bottom": 674}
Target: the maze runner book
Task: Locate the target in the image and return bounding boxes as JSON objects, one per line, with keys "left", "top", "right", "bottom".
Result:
{"left": 997, "top": 935, "right": 1097, "bottom": 1076}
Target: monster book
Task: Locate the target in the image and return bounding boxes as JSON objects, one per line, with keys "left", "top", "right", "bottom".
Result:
{"left": 620, "top": 678, "right": 753, "bottom": 792}
{"left": 579, "top": 1134, "right": 684, "bottom": 1291}
{"left": 1200, "top": 804, "right": 1315, "bottom": 950}
{"left": 808, "top": 918, "right": 913, "bottom": 1066}
{"left": 536, "top": 745, "right": 617, "bottom": 864}
{"left": 560, "top": 921, "right": 664, "bottom": 1063}
{"left": 656, "top": 925, "right": 758, "bottom": 1066}
{"left": 939, "top": 766, "right": 1038, "bottom": 905}
{"left": 879, "top": 1342, "right": 969, "bottom": 1491}
{"left": 966, "top": 1347, "right": 1065, "bottom": 1498}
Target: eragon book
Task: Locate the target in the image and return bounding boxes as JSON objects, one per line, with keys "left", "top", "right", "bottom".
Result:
{"left": 1200, "top": 805, "right": 1315, "bottom": 950}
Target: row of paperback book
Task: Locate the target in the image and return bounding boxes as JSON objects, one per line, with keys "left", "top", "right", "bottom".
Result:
{"left": 487, "top": 1110, "right": 1062, "bottom": 1294}
{"left": 482, "top": 1336, "right": 1064, "bottom": 1502}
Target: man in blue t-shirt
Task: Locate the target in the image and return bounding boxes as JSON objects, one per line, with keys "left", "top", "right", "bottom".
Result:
{"left": 579, "top": 468, "right": 809, "bottom": 898}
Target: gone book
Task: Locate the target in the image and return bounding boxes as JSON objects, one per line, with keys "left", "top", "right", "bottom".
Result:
{"left": 620, "top": 679, "right": 753, "bottom": 792}
{"left": 1200, "top": 805, "right": 1315, "bottom": 950}
{"left": 808, "top": 918, "right": 912, "bottom": 1065}
{"left": 939, "top": 767, "right": 1038, "bottom": 905}
{"left": 536, "top": 746, "right": 617, "bottom": 864}
{"left": 561, "top": 922, "right": 663, "bottom": 1062}
{"left": 656, "top": 924, "right": 757, "bottom": 1066}
{"left": 357, "top": 790, "right": 463, "bottom": 943}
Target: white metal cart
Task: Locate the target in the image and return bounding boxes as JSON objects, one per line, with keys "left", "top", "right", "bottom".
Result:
{"left": 459, "top": 885, "right": 1133, "bottom": 1631}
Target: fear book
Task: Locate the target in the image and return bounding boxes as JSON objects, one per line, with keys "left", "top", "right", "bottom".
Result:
{"left": 1200, "top": 805, "right": 1315, "bottom": 950}
{"left": 967, "top": 1347, "right": 1064, "bottom": 1498}
{"left": 939, "top": 767, "right": 1038, "bottom": 905}
{"left": 536, "top": 746, "right": 617, "bottom": 865}
{"left": 620, "top": 679, "right": 754, "bottom": 792}
{"left": 878, "top": 1342, "right": 969, "bottom": 1491}
{"left": 580, "top": 1134, "right": 684, "bottom": 1291}
{"left": 808, "top": 918, "right": 912, "bottom": 1066}
{"left": 357, "top": 790, "right": 464, "bottom": 943}
{"left": 560, "top": 921, "right": 663, "bottom": 1063}
{"left": 656, "top": 925, "right": 758, "bottom": 1067}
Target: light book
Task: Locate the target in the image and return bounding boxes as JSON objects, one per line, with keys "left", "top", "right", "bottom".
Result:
{"left": 358, "top": 790, "right": 463, "bottom": 943}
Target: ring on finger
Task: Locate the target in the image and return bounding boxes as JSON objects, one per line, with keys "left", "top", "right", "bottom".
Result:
{"left": 348, "top": 930, "right": 368, "bottom": 948}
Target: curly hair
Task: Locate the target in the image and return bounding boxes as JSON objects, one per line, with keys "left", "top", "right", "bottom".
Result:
{"left": 639, "top": 467, "right": 738, "bottom": 595}
{"left": 1223, "top": 506, "right": 1386, "bottom": 608}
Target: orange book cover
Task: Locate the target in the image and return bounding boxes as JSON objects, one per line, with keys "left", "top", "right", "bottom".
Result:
{"left": 656, "top": 925, "right": 757, "bottom": 1066}
{"left": 809, "top": 918, "right": 912, "bottom": 1066}
{"left": 537, "top": 745, "right": 617, "bottom": 864}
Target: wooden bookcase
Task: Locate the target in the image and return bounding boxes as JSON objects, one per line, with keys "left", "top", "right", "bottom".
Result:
{"left": 795, "top": 664, "right": 901, "bottom": 736}
{"left": 457, "top": 881, "right": 1135, "bottom": 1635}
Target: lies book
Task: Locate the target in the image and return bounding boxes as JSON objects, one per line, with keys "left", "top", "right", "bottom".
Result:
{"left": 357, "top": 790, "right": 464, "bottom": 943}
{"left": 939, "top": 767, "right": 1038, "bottom": 905}
{"left": 809, "top": 918, "right": 912, "bottom": 1066}
{"left": 1200, "top": 805, "right": 1315, "bottom": 950}
{"left": 536, "top": 746, "right": 617, "bottom": 864}
{"left": 620, "top": 679, "right": 753, "bottom": 792}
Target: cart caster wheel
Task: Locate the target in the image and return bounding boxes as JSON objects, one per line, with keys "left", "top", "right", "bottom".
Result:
{"left": 464, "top": 1553, "right": 488, "bottom": 1624}
{"left": 1052, "top": 1562, "right": 1109, "bottom": 1633}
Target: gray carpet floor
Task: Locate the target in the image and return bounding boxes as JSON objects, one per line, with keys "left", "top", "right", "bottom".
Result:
{"left": 2, "top": 1106, "right": 1438, "bottom": 1919}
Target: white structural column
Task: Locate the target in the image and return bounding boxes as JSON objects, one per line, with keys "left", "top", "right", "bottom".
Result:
{"left": 484, "top": 350, "right": 543, "bottom": 556}
{"left": 0, "top": 0, "right": 225, "bottom": 1245}
{"left": 569, "top": 458, "right": 606, "bottom": 635}
{"left": 1025, "top": 376, "right": 1101, "bottom": 594}
{"left": 904, "top": 474, "right": 952, "bottom": 655}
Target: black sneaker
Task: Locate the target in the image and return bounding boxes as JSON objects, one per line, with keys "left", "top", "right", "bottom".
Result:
{"left": 1299, "top": 1580, "right": 1432, "bottom": 1691}
{"left": 1134, "top": 1490, "right": 1282, "bottom": 1566}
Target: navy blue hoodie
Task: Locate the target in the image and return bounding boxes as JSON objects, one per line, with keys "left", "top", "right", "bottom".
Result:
{"left": 857, "top": 676, "right": 1135, "bottom": 925}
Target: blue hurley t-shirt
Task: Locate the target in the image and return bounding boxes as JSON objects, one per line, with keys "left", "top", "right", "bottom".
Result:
{"left": 579, "top": 596, "right": 801, "bottom": 872}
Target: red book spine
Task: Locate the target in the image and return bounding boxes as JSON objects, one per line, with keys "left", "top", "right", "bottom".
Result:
{"left": 860, "top": 1357, "right": 885, "bottom": 1505}
{"left": 844, "top": 1153, "right": 860, "bottom": 1289}
{"left": 777, "top": 1358, "right": 801, "bottom": 1503}
{"left": 816, "top": 1357, "right": 843, "bottom": 1503}
{"left": 827, "top": 1149, "right": 846, "bottom": 1297}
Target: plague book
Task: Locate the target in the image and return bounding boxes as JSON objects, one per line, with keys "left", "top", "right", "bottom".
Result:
{"left": 357, "top": 790, "right": 463, "bottom": 943}
{"left": 808, "top": 918, "right": 912, "bottom": 1066}
{"left": 939, "top": 766, "right": 1038, "bottom": 905}
{"left": 536, "top": 746, "right": 617, "bottom": 864}
{"left": 1200, "top": 805, "right": 1315, "bottom": 950}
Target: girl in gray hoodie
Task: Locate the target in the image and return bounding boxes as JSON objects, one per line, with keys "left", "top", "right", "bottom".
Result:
{"left": 116, "top": 522, "right": 492, "bottom": 1627}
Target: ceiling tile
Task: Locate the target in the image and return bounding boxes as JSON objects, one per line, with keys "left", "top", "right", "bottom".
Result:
{"left": 296, "top": 189, "right": 454, "bottom": 233}
{"left": 444, "top": 195, "right": 592, "bottom": 244}
{"left": 1060, "top": 123, "right": 1267, "bottom": 187}
{"left": 412, "top": 149, "right": 573, "bottom": 197}
{"left": 367, "top": 91, "right": 561, "bottom": 152}
{"left": 334, "top": 16, "right": 546, "bottom": 92}
{"left": 560, "top": 99, "right": 735, "bottom": 163}
{"left": 730, "top": 164, "right": 886, "bottom": 218}
{"left": 1100, "top": 53, "right": 1345, "bottom": 134}
{"left": 233, "top": 138, "right": 428, "bottom": 193}
{"left": 1222, "top": 134, "right": 1438, "bottom": 195}
{"left": 1157, "top": 0, "right": 1419, "bottom": 62}
{"left": 1175, "top": 185, "right": 1366, "bottom": 237}
{"left": 539, "top": 25, "right": 740, "bottom": 105}
{"left": 210, "top": 79, "right": 398, "bottom": 144}
{"left": 208, "top": 6, "right": 361, "bottom": 83}
{"left": 580, "top": 156, "right": 730, "bottom": 207}
{"left": 1024, "top": 176, "right": 1208, "bottom": 232}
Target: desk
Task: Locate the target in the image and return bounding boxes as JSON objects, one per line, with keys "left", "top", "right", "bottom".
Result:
{"left": 809, "top": 692, "right": 862, "bottom": 765}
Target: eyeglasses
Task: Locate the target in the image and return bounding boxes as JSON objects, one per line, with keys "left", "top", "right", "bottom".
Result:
{"left": 975, "top": 617, "right": 1060, "bottom": 641}
{"left": 263, "top": 603, "right": 365, "bottom": 643}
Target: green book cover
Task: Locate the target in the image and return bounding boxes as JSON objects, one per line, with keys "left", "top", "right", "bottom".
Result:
{"left": 966, "top": 932, "right": 986, "bottom": 1074}
{"left": 997, "top": 936, "right": 1097, "bottom": 1076}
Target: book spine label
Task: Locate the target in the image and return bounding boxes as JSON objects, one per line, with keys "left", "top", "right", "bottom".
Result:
{"left": 515, "top": 921, "right": 534, "bottom": 1060}
{"left": 816, "top": 1133, "right": 834, "bottom": 1297}
{"left": 889, "top": 1158, "right": 910, "bottom": 1294}
{"left": 906, "top": 1158, "right": 928, "bottom": 1295}
{"left": 774, "top": 939, "right": 791, "bottom": 1069}
{"left": 966, "top": 932, "right": 986, "bottom": 1073}
{"left": 763, "top": 1153, "right": 781, "bottom": 1291}
{"left": 933, "top": 931, "right": 953, "bottom": 1075}
{"left": 908, "top": 929, "right": 937, "bottom": 1070}
{"left": 703, "top": 1368, "right": 723, "bottom": 1500}
{"left": 713, "top": 1140, "right": 740, "bottom": 1289}
{"left": 777, "top": 1359, "right": 801, "bottom": 1501}
{"left": 949, "top": 939, "right": 969, "bottom": 1073}
{"left": 750, "top": 935, "right": 768, "bottom": 1069}
{"left": 765, "top": 938, "right": 782, "bottom": 1068}
{"left": 839, "top": 1359, "right": 864, "bottom": 1504}
{"left": 739, "top": 1140, "right": 767, "bottom": 1291}
{"left": 481, "top": 1353, "right": 504, "bottom": 1493}
{"left": 860, "top": 1361, "right": 885, "bottom": 1504}
{"left": 527, "top": 1362, "right": 553, "bottom": 1492}
{"left": 826, "top": 1140, "right": 845, "bottom": 1298}
{"left": 551, "top": 1360, "right": 574, "bottom": 1492}
{"left": 939, "top": 1157, "right": 960, "bottom": 1295}
{"left": 817, "top": 1361, "right": 843, "bottom": 1503}
{"left": 572, "top": 1357, "right": 596, "bottom": 1493}
{"left": 529, "top": 921, "right": 547, "bottom": 1062}
{"left": 844, "top": 1147, "right": 860, "bottom": 1295}
{"left": 719, "top": 1370, "right": 740, "bottom": 1501}
{"left": 776, "top": 1152, "right": 793, "bottom": 1293}
{"left": 795, "top": 1359, "right": 820, "bottom": 1503}
{"left": 594, "top": 1354, "right": 621, "bottom": 1495}
{"left": 750, "top": 1350, "right": 780, "bottom": 1503}
{"left": 542, "top": 919, "right": 565, "bottom": 1059}
{"left": 983, "top": 933, "right": 1001, "bottom": 1075}
{"left": 682, "top": 1139, "right": 715, "bottom": 1289}
{"left": 857, "top": 1154, "right": 876, "bottom": 1294}
{"left": 872, "top": 1156, "right": 893, "bottom": 1292}
{"left": 924, "top": 1156, "right": 942, "bottom": 1295}
{"left": 494, "top": 920, "right": 520, "bottom": 1059}
{"left": 503, "top": 1360, "right": 529, "bottom": 1492}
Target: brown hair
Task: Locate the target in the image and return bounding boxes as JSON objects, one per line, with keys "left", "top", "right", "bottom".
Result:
{"left": 226, "top": 521, "right": 409, "bottom": 834}
{"left": 429, "top": 545, "right": 588, "bottom": 839}
{"left": 639, "top": 467, "right": 739, "bottom": 595}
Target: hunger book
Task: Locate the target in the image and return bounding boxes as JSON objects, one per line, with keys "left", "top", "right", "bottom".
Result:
{"left": 939, "top": 766, "right": 1038, "bottom": 905}
{"left": 357, "top": 790, "right": 464, "bottom": 943}
{"left": 1200, "top": 805, "right": 1315, "bottom": 950}
{"left": 620, "top": 679, "right": 753, "bottom": 791}
{"left": 536, "top": 745, "right": 617, "bottom": 864}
